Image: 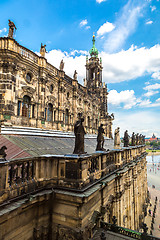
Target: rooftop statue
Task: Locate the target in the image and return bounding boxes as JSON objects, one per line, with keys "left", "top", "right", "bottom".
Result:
{"left": 59, "top": 59, "right": 64, "bottom": 71}
{"left": 0, "top": 146, "right": 7, "bottom": 161}
{"left": 40, "top": 43, "right": 46, "bottom": 57}
{"left": 8, "top": 20, "right": 17, "bottom": 38}
{"left": 73, "top": 117, "right": 86, "bottom": 154}
{"left": 136, "top": 133, "right": 139, "bottom": 145}
{"left": 142, "top": 135, "right": 145, "bottom": 144}
{"left": 73, "top": 70, "right": 78, "bottom": 80}
{"left": 114, "top": 127, "right": 121, "bottom": 149}
{"left": 139, "top": 134, "right": 142, "bottom": 145}
{"left": 131, "top": 132, "right": 136, "bottom": 146}
{"left": 123, "top": 130, "right": 129, "bottom": 147}
{"left": 96, "top": 124, "right": 106, "bottom": 151}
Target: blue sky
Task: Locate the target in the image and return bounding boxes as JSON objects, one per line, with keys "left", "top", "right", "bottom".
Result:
{"left": 0, "top": 0, "right": 160, "bottom": 137}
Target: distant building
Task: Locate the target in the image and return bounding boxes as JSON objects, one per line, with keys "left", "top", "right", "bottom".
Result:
{"left": 145, "top": 133, "right": 159, "bottom": 143}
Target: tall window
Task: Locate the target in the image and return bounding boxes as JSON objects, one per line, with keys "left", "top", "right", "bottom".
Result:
{"left": 47, "top": 103, "right": 53, "bottom": 122}
{"left": 22, "top": 95, "right": 31, "bottom": 118}
{"left": 32, "top": 105, "right": 35, "bottom": 118}
{"left": 95, "top": 119, "right": 98, "bottom": 130}
{"left": 54, "top": 110, "right": 56, "bottom": 122}
{"left": 88, "top": 116, "right": 90, "bottom": 128}
{"left": 65, "top": 109, "right": 69, "bottom": 124}
{"left": 17, "top": 101, "right": 21, "bottom": 116}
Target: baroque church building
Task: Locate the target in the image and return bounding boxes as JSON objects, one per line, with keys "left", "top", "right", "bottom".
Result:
{"left": 0, "top": 33, "right": 114, "bottom": 137}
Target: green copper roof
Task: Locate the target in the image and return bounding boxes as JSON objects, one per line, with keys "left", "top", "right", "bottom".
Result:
{"left": 89, "top": 35, "right": 98, "bottom": 58}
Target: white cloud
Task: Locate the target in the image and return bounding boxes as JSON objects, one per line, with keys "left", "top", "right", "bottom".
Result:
{"left": 96, "top": 0, "right": 106, "bottom": 3}
{"left": 150, "top": 5, "right": 156, "bottom": 11}
{"left": 79, "top": 19, "right": 90, "bottom": 30}
{"left": 45, "top": 44, "right": 160, "bottom": 85}
{"left": 143, "top": 83, "right": 160, "bottom": 98}
{"left": 0, "top": 27, "right": 7, "bottom": 35}
{"left": 46, "top": 49, "right": 86, "bottom": 82}
{"left": 101, "top": 44, "right": 160, "bottom": 83}
{"left": 103, "top": 1, "right": 145, "bottom": 52}
{"left": 108, "top": 89, "right": 138, "bottom": 109}
{"left": 138, "top": 99, "right": 151, "bottom": 106}
{"left": 144, "top": 83, "right": 160, "bottom": 91}
{"left": 143, "top": 90, "right": 159, "bottom": 97}
{"left": 97, "top": 21, "right": 115, "bottom": 36}
{"left": 113, "top": 110, "right": 160, "bottom": 137}
{"left": 151, "top": 71, "right": 160, "bottom": 80}
{"left": 146, "top": 20, "right": 153, "bottom": 25}
{"left": 80, "top": 19, "right": 88, "bottom": 27}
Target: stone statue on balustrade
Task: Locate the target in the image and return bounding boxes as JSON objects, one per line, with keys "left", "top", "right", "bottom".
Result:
{"left": 131, "top": 132, "right": 136, "bottom": 146}
{"left": 142, "top": 135, "right": 145, "bottom": 144}
{"left": 114, "top": 127, "right": 121, "bottom": 149}
{"left": 139, "top": 134, "right": 143, "bottom": 145}
{"left": 40, "top": 43, "right": 46, "bottom": 57}
{"left": 73, "top": 70, "right": 78, "bottom": 80}
{"left": 0, "top": 146, "right": 7, "bottom": 161}
{"left": 123, "top": 130, "right": 129, "bottom": 147}
{"left": 73, "top": 117, "right": 86, "bottom": 154}
{"left": 8, "top": 20, "right": 17, "bottom": 38}
{"left": 136, "top": 133, "right": 139, "bottom": 145}
{"left": 59, "top": 59, "right": 64, "bottom": 71}
{"left": 96, "top": 124, "right": 106, "bottom": 151}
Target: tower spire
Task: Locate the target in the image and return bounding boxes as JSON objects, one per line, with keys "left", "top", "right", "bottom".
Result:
{"left": 89, "top": 34, "right": 98, "bottom": 58}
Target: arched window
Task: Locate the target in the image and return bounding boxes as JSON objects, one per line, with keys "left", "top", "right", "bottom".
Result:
{"left": 65, "top": 109, "right": 69, "bottom": 124}
{"left": 22, "top": 95, "right": 31, "bottom": 118}
{"left": 47, "top": 103, "right": 53, "bottom": 122}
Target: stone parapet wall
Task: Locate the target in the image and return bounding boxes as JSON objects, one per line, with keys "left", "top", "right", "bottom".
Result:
{"left": 0, "top": 146, "right": 147, "bottom": 240}
{"left": 0, "top": 145, "right": 146, "bottom": 204}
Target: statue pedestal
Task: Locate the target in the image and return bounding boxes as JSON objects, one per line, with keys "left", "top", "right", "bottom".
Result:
{"left": 114, "top": 145, "right": 121, "bottom": 149}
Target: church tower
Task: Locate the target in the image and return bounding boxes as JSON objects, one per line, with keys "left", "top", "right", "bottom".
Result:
{"left": 86, "top": 35, "right": 114, "bottom": 138}
{"left": 86, "top": 34, "right": 103, "bottom": 93}
{"left": 86, "top": 35, "right": 108, "bottom": 117}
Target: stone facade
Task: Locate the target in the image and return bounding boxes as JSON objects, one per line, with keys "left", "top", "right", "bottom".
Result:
{"left": 0, "top": 145, "right": 148, "bottom": 240}
{"left": 0, "top": 36, "right": 114, "bottom": 137}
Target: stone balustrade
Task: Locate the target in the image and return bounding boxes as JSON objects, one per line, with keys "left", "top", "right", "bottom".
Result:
{"left": 0, "top": 37, "right": 58, "bottom": 75}
{"left": 0, "top": 145, "right": 146, "bottom": 204}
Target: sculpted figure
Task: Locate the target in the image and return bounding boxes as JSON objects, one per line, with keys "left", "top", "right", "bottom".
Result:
{"left": 8, "top": 20, "right": 17, "bottom": 38}
{"left": 114, "top": 127, "right": 121, "bottom": 149}
{"left": 73, "top": 70, "right": 78, "bottom": 80}
{"left": 73, "top": 117, "right": 86, "bottom": 154}
{"left": 136, "top": 133, "right": 139, "bottom": 145}
{"left": 59, "top": 59, "right": 64, "bottom": 71}
{"left": 142, "top": 135, "right": 145, "bottom": 144}
{"left": 139, "top": 134, "right": 143, "bottom": 145}
{"left": 131, "top": 132, "right": 136, "bottom": 146}
{"left": 0, "top": 146, "right": 7, "bottom": 160}
{"left": 96, "top": 124, "right": 106, "bottom": 151}
{"left": 123, "top": 130, "right": 129, "bottom": 147}
{"left": 40, "top": 43, "right": 46, "bottom": 57}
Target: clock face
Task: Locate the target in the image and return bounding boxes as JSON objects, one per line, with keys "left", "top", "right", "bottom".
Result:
{"left": 26, "top": 73, "right": 32, "bottom": 83}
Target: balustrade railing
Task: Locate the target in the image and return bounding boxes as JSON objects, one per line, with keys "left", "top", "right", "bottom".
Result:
{"left": 0, "top": 145, "right": 146, "bottom": 204}
{"left": 101, "top": 221, "right": 159, "bottom": 240}
{"left": 20, "top": 47, "right": 38, "bottom": 63}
